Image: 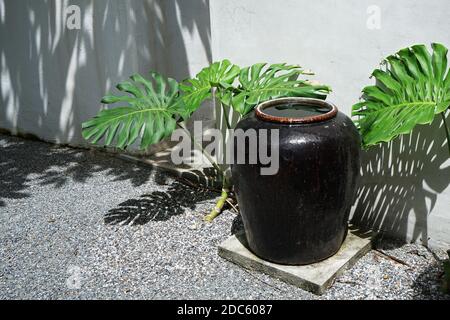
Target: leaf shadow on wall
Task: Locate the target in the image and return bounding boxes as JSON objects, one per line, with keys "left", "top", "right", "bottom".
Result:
{"left": 351, "top": 115, "right": 450, "bottom": 247}
{"left": 0, "top": 0, "right": 208, "bottom": 143}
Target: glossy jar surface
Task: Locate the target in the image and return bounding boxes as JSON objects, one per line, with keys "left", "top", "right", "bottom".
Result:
{"left": 231, "top": 97, "right": 361, "bottom": 265}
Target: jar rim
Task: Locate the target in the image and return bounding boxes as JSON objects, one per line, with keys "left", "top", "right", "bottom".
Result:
{"left": 255, "top": 97, "right": 338, "bottom": 124}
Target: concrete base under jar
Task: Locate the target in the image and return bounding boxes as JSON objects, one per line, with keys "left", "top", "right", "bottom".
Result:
{"left": 218, "top": 227, "right": 373, "bottom": 295}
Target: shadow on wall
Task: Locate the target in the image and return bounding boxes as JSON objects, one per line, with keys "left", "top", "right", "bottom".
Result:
{"left": 0, "top": 0, "right": 211, "bottom": 146}
{"left": 351, "top": 116, "right": 450, "bottom": 246}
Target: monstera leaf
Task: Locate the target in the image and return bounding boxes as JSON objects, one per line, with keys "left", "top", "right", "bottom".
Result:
{"left": 82, "top": 72, "right": 186, "bottom": 150}
{"left": 221, "top": 63, "right": 331, "bottom": 115}
{"left": 180, "top": 59, "right": 240, "bottom": 112}
{"left": 352, "top": 43, "right": 450, "bottom": 147}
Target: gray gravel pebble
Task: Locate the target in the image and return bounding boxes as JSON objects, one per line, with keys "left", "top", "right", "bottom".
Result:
{"left": 0, "top": 134, "right": 449, "bottom": 300}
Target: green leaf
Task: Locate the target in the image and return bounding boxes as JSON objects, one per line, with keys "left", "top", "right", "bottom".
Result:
{"left": 352, "top": 43, "right": 450, "bottom": 147}
{"left": 229, "top": 63, "right": 331, "bottom": 115}
{"left": 180, "top": 59, "right": 240, "bottom": 114}
{"left": 82, "top": 71, "right": 186, "bottom": 150}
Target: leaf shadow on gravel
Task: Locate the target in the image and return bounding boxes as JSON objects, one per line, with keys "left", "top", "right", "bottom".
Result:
{"left": 0, "top": 134, "right": 157, "bottom": 207}
{"left": 411, "top": 262, "right": 450, "bottom": 300}
{"left": 371, "top": 235, "right": 450, "bottom": 300}
{"left": 104, "top": 179, "right": 218, "bottom": 225}
{"left": 231, "top": 214, "right": 244, "bottom": 235}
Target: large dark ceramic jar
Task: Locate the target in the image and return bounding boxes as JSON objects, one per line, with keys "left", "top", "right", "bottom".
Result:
{"left": 231, "top": 97, "right": 361, "bottom": 265}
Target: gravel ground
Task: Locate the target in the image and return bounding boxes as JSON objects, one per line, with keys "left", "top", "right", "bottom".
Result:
{"left": 0, "top": 133, "right": 449, "bottom": 300}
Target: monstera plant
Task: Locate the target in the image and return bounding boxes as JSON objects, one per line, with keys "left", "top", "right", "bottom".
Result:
{"left": 352, "top": 43, "right": 450, "bottom": 154}
{"left": 82, "top": 60, "right": 330, "bottom": 221}
{"left": 353, "top": 43, "right": 450, "bottom": 293}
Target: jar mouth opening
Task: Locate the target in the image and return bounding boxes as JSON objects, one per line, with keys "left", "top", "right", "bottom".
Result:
{"left": 255, "top": 97, "right": 338, "bottom": 124}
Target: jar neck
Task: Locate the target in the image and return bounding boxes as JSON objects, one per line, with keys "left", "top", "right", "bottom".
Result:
{"left": 255, "top": 97, "right": 338, "bottom": 124}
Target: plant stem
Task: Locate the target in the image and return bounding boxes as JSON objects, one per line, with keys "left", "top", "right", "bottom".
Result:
{"left": 226, "top": 198, "right": 239, "bottom": 213}
{"left": 176, "top": 122, "right": 232, "bottom": 222}
{"left": 204, "top": 173, "right": 233, "bottom": 221}
{"left": 221, "top": 102, "right": 232, "bottom": 130}
{"left": 176, "top": 123, "right": 223, "bottom": 174}
{"left": 441, "top": 111, "right": 450, "bottom": 156}
{"left": 204, "top": 186, "right": 229, "bottom": 222}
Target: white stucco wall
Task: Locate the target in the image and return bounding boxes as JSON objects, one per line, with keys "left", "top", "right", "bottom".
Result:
{"left": 210, "top": 0, "right": 450, "bottom": 247}
{"left": 0, "top": 0, "right": 212, "bottom": 146}
{"left": 0, "top": 0, "right": 449, "bottom": 246}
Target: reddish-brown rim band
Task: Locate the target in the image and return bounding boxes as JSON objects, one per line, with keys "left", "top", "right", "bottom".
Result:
{"left": 255, "top": 97, "right": 338, "bottom": 124}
